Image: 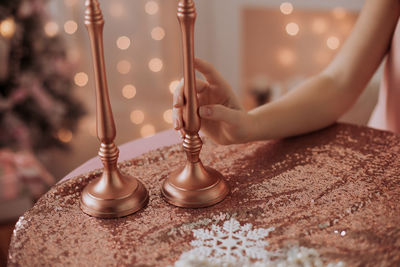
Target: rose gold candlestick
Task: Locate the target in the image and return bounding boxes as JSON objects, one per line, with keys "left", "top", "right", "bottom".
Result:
{"left": 161, "top": 0, "right": 229, "bottom": 208}
{"left": 80, "top": 0, "right": 149, "bottom": 218}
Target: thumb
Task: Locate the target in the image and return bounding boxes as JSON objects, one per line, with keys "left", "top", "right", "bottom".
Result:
{"left": 199, "top": 105, "right": 240, "bottom": 125}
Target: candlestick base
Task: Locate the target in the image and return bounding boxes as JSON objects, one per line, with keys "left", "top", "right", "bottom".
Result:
{"left": 161, "top": 161, "right": 229, "bottom": 208}
{"left": 80, "top": 170, "right": 149, "bottom": 218}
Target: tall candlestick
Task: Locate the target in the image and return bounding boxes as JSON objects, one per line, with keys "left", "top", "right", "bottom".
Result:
{"left": 80, "top": 0, "right": 149, "bottom": 218}
{"left": 161, "top": 0, "right": 229, "bottom": 208}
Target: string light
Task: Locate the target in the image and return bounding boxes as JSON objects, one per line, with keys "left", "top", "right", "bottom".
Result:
{"left": 140, "top": 124, "right": 155, "bottom": 137}
{"left": 58, "top": 128, "right": 73, "bottom": 143}
{"left": 110, "top": 2, "right": 124, "bottom": 17}
{"left": 280, "top": 2, "right": 293, "bottom": 15}
{"left": 64, "top": 0, "right": 78, "bottom": 7}
{"left": 151, "top": 27, "right": 165, "bottom": 41}
{"left": 122, "top": 84, "right": 136, "bottom": 99}
{"left": 169, "top": 80, "right": 180, "bottom": 94}
{"left": 163, "top": 109, "right": 173, "bottom": 124}
{"left": 64, "top": 20, "right": 78, "bottom": 35}
{"left": 285, "top": 22, "right": 299, "bottom": 36}
{"left": 74, "top": 72, "right": 89, "bottom": 87}
{"left": 44, "top": 21, "right": 59, "bottom": 37}
{"left": 130, "top": 110, "right": 145, "bottom": 124}
{"left": 0, "top": 17, "right": 16, "bottom": 38}
{"left": 277, "top": 48, "right": 296, "bottom": 66}
{"left": 327, "top": 36, "right": 340, "bottom": 50}
{"left": 149, "top": 58, "right": 163, "bottom": 72}
{"left": 116, "top": 36, "right": 131, "bottom": 50}
{"left": 145, "top": 1, "right": 159, "bottom": 15}
{"left": 117, "top": 60, "right": 131, "bottom": 74}
{"left": 312, "top": 18, "right": 328, "bottom": 34}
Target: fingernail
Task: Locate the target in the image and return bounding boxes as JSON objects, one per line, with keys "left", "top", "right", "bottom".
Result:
{"left": 200, "top": 106, "right": 212, "bottom": 117}
{"left": 174, "top": 119, "right": 179, "bottom": 129}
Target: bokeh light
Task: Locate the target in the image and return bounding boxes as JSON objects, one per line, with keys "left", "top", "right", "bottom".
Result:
{"left": 163, "top": 109, "right": 173, "bottom": 124}
{"left": 74, "top": 72, "right": 89, "bottom": 87}
{"left": 58, "top": 128, "right": 73, "bottom": 143}
{"left": 44, "top": 21, "right": 59, "bottom": 37}
{"left": 140, "top": 124, "right": 156, "bottom": 137}
{"left": 64, "top": 20, "right": 78, "bottom": 35}
{"left": 0, "top": 17, "right": 16, "bottom": 38}
{"left": 130, "top": 110, "right": 145, "bottom": 124}
{"left": 117, "top": 60, "right": 131, "bottom": 74}
{"left": 277, "top": 48, "right": 296, "bottom": 66}
{"left": 122, "top": 84, "right": 137, "bottom": 99}
{"left": 285, "top": 22, "right": 299, "bottom": 36}
{"left": 169, "top": 80, "right": 180, "bottom": 94}
{"left": 151, "top": 27, "right": 165, "bottom": 41}
{"left": 332, "top": 7, "right": 347, "bottom": 19}
{"left": 145, "top": 1, "right": 159, "bottom": 15}
{"left": 327, "top": 36, "right": 340, "bottom": 50}
{"left": 149, "top": 58, "right": 163, "bottom": 72}
{"left": 311, "top": 18, "right": 328, "bottom": 34}
{"left": 116, "top": 36, "right": 131, "bottom": 50}
{"left": 280, "top": 2, "right": 293, "bottom": 15}
{"left": 64, "top": 0, "right": 78, "bottom": 7}
{"left": 110, "top": 2, "right": 124, "bottom": 17}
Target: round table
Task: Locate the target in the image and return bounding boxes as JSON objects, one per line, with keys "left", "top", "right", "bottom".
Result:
{"left": 8, "top": 123, "right": 400, "bottom": 266}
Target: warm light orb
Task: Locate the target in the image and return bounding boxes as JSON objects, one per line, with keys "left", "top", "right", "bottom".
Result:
{"left": 277, "top": 48, "right": 296, "bottom": 66}
{"left": 332, "top": 7, "right": 347, "bottom": 19}
{"left": 64, "top": 0, "right": 78, "bottom": 7}
{"left": 280, "top": 2, "right": 293, "bottom": 15}
{"left": 67, "top": 49, "right": 80, "bottom": 63}
{"left": 312, "top": 18, "right": 328, "bottom": 34}
{"left": 117, "top": 60, "right": 131, "bottom": 74}
{"left": 64, "top": 20, "right": 78, "bottom": 35}
{"left": 145, "top": 1, "right": 159, "bottom": 15}
{"left": 122, "top": 84, "right": 137, "bottom": 99}
{"left": 0, "top": 17, "right": 16, "bottom": 38}
{"left": 327, "top": 36, "right": 340, "bottom": 50}
{"left": 74, "top": 72, "right": 89, "bottom": 87}
{"left": 151, "top": 27, "right": 165, "bottom": 41}
{"left": 116, "top": 36, "right": 131, "bottom": 50}
{"left": 58, "top": 128, "right": 73, "bottom": 143}
{"left": 110, "top": 2, "right": 124, "bottom": 17}
{"left": 44, "top": 21, "right": 59, "bottom": 37}
{"left": 169, "top": 80, "right": 180, "bottom": 94}
{"left": 140, "top": 124, "right": 156, "bottom": 137}
{"left": 285, "top": 22, "right": 299, "bottom": 36}
{"left": 149, "top": 58, "right": 163, "bottom": 72}
{"left": 130, "top": 110, "right": 145, "bottom": 124}
{"left": 163, "top": 109, "right": 173, "bottom": 124}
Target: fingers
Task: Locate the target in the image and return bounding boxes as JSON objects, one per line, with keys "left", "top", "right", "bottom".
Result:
{"left": 172, "top": 106, "right": 183, "bottom": 130}
{"left": 199, "top": 104, "right": 240, "bottom": 125}
{"left": 173, "top": 79, "right": 209, "bottom": 108}
{"left": 173, "top": 79, "right": 184, "bottom": 108}
{"left": 194, "top": 58, "right": 223, "bottom": 85}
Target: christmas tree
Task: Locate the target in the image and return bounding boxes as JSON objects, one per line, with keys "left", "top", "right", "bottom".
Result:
{"left": 0, "top": 0, "right": 85, "bottom": 152}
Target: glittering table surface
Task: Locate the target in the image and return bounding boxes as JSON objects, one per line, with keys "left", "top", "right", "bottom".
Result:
{"left": 8, "top": 123, "right": 400, "bottom": 266}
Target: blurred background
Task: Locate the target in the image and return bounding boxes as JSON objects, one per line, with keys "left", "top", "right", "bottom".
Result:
{"left": 1, "top": 0, "right": 380, "bottom": 264}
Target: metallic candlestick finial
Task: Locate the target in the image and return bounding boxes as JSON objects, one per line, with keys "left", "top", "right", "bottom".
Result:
{"left": 161, "top": 0, "right": 229, "bottom": 208}
{"left": 80, "top": 0, "right": 149, "bottom": 218}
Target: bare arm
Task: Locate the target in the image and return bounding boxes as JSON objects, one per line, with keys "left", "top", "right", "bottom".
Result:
{"left": 249, "top": 0, "right": 400, "bottom": 141}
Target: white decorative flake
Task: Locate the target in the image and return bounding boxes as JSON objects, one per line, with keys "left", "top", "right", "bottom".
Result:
{"left": 173, "top": 218, "right": 346, "bottom": 267}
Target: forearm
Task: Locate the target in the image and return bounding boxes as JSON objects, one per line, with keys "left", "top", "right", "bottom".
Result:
{"left": 247, "top": 73, "right": 360, "bottom": 141}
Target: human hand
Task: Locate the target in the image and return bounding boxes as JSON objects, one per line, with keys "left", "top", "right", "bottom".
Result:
{"left": 172, "top": 58, "right": 255, "bottom": 145}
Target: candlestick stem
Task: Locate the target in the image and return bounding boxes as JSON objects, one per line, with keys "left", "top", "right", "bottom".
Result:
{"left": 80, "top": 0, "right": 149, "bottom": 218}
{"left": 161, "top": 0, "right": 229, "bottom": 208}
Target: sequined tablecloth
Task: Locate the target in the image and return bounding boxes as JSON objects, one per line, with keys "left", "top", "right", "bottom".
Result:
{"left": 8, "top": 123, "right": 400, "bottom": 266}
